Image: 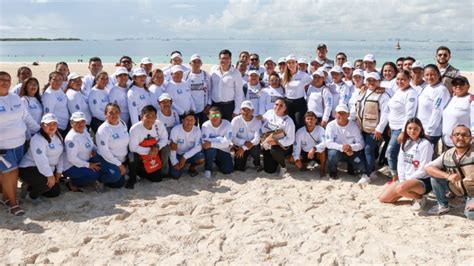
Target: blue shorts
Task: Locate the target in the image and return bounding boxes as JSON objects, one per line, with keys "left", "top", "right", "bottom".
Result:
{"left": 0, "top": 145, "right": 24, "bottom": 173}
{"left": 418, "top": 178, "right": 433, "bottom": 195}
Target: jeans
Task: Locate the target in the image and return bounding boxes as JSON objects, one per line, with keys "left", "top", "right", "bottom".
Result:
{"left": 96, "top": 155, "right": 125, "bottom": 188}
{"left": 169, "top": 152, "right": 205, "bottom": 178}
{"left": 430, "top": 177, "right": 449, "bottom": 207}
{"left": 234, "top": 145, "right": 261, "bottom": 171}
{"left": 204, "top": 148, "right": 233, "bottom": 174}
{"left": 63, "top": 156, "right": 101, "bottom": 187}
{"left": 363, "top": 132, "right": 382, "bottom": 175}
{"left": 386, "top": 129, "right": 402, "bottom": 177}
{"left": 327, "top": 149, "right": 365, "bottom": 177}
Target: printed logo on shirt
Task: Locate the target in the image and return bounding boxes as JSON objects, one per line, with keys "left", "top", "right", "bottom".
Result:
{"left": 409, "top": 98, "right": 415, "bottom": 102}
{"left": 434, "top": 97, "right": 442, "bottom": 108}
{"left": 100, "top": 140, "right": 106, "bottom": 146}
{"left": 301, "top": 141, "right": 307, "bottom": 147}
{"left": 75, "top": 104, "right": 80, "bottom": 110}
{"left": 132, "top": 101, "right": 137, "bottom": 107}
{"left": 29, "top": 104, "right": 37, "bottom": 109}
{"left": 36, "top": 148, "right": 42, "bottom": 154}
{"left": 202, "top": 134, "right": 207, "bottom": 138}
{"left": 177, "top": 139, "right": 185, "bottom": 144}
{"left": 177, "top": 89, "right": 183, "bottom": 94}
{"left": 48, "top": 143, "right": 55, "bottom": 149}
{"left": 45, "top": 107, "right": 50, "bottom": 113}
{"left": 101, "top": 98, "right": 108, "bottom": 103}
{"left": 68, "top": 142, "right": 75, "bottom": 148}
{"left": 57, "top": 97, "right": 64, "bottom": 102}
{"left": 85, "top": 142, "right": 92, "bottom": 148}
{"left": 92, "top": 99, "right": 98, "bottom": 105}
{"left": 112, "top": 133, "right": 120, "bottom": 139}
{"left": 139, "top": 94, "right": 146, "bottom": 100}
{"left": 0, "top": 106, "right": 5, "bottom": 112}
{"left": 239, "top": 128, "right": 245, "bottom": 133}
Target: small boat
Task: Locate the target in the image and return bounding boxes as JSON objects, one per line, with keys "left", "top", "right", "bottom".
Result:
{"left": 395, "top": 40, "right": 401, "bottom": 50}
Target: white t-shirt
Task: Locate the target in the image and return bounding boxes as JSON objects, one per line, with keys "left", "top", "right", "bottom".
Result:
{"left": 261, "top": 109, "right": 295, "bottom": 147}
{"left": 64, "top": 129, "right": 95, "bottom": 170}
{"left": 231, "top": 115, "right": 262, "bottom": 149}
{"left": 157, "top": 109, "right": 180, "bottom": 135}
{"left": 397, "top": 138, "right": 433, "bottom": 182}
{"left": 306, "top": 85, "right": 333, "bottom": 122}
{"left": 109, "top": 85, "right": 130, "bottom": 124}
{"left": 20, "top": 133, "right": 64, "bottom": 176}
{"left": 66, "top": 89, "right": 92, "bottom": 125}
{"left": 42, "top": 87, "right": 69, "bottom": 130}
{"left": 442, "top": 94, "right": 473, "bottom": 146}
{"left": 88, "top": 86, "right": 110, "bottom": 121}
{"left": 379, "top": 87, "right": 418, "bottom": 130}
{"left": 244, "top": 82, "right": 264, "bottom": 116}
{"left": 127, "top": 85, "right": 156, "bottom": 125}
{"left": 201, "top": 120, "right": 233, "bottom": 153}
{"left": 184, "top": 70, "right": 211, "bottom": 113}
{"left": 293, "top": 126, "right": 326, "bottom": 160}
{"left": 325, "top": 120, "right": 364, "bottom": 152}
{"left": 169, "top": 124, "right": 202, "bottom": 164}
{"left": 96, "top": 120, "right": 130, "bottom": 166}
{"left": 258, "top": 86, "right": 285, "bottom": 116}
{"left": 416, "top": 83, "right": 451, "bottom": 137}
{"left": 21, "top": 96, "right": 42, "bottom": 139}
{"left": 165, "top": 81, "right": 196, "bottom": 116}
{"left": 283, "top": 71, "right": 312, "bottom": 99}
{"left": 129, "top": 120, "right": 169, "bottom": 155}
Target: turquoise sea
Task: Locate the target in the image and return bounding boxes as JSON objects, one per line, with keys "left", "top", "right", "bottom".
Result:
{"left": 1, "top": 39, "right": 472, "bottom": 71}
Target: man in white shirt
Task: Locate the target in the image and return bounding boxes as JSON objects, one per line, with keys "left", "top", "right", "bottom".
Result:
{"left": 325, "top": 104, "right": 367, "bottom": 180}
{"left": 231, "top": 101, "right": 262, "bottom": 172}
{"left": 81, "top": 57, "right": 103, "bottom": 97}
{"left": 209, "top": 49, "right": 244, "bottom": 122}
{"left": 202, "top": 107, "right": 234, "bottom": 178}
{"left": 291, "top": 111, "right": 326, "bottom": 177}
{"left": 184, "top": 54, "right": 211, "bottom": 126}
{"left": 315, "top": 43, "right": 334, "bottom": 68}
{"left": 247, "top": 53, "right": 265, "bottom": 75}
{"left": 435, "top": 46, "right": 460, "bottom": 94}
{"left": 169, "top": 111, "right": 204, "bottom": 179}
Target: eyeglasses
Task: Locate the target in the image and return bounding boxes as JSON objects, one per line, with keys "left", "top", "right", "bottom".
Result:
{"left": 210, "top": 113, "right": 221, "bottom": 118}
{"left": 250, "top": 58, "right": 259, "bottom": 61}
{"left": 437, "top": 53, "right": 449, "bottom": 58}
{"left": 452, "top": 132, "right": 470, "bottom": 138}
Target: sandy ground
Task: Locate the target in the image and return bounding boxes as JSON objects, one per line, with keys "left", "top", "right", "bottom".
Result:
{"left": 0, "top": 62, "right": 473, "bottom": 264}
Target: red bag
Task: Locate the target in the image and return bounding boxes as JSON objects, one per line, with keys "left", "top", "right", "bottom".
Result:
{"left": 139, "top": 138, "right": 162, "bottom": 174}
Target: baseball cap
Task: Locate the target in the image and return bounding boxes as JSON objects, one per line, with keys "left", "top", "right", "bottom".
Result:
{"left": 158, "top": 93, "right": 172, "bottom": 102}
{"left": 286, "top": 54, "right": 297, "bottom": 62}
{"left": 312, "top": 69, "right": 325, "bottom": 77}
{"left": 67, "top": 72, "right": 82, "bottom": 82}
{"left": 241, "top": 100, "right": 254, "bottom": 110}
{"left": 263, "top": 57, "right": 275, "bottom": 65}
{"left": 353, "top": 69, "right": 364, "bottom": 77}
{"left": 363, "top": 54, "right": 376, "bottom": 62}
{"left": 330, "top": 66, "right": 344, "bottom": 74}
{"left": 342, "top": 62, "right": 353, "bottom": 69}
{"left": 132, "top": 68, "right": 147, "bottom": 77}
{"left": 171, "top": 65, "right": 184, "bottom": 74}
{"left": 335, "top": 104, "right": 349, "bottom": 113}
{"left": 41, "top": 113, "right": 58, "bottom": 124}
{"left": 70, "top": 111, "right": 86, "bottom": 122}
{"left": 365, "top": 72, "right": 381, "bottom": 81}
{"left": 411, "top": 61, "right": 424, "bottom": 69}
{"left": 140, "top": 57, "right": 152, "bottom": 64}
{"left": 114, "top": 67, "right": 129, "bottom": 76}
{"left": 170, "top": 52, "right": 182, "bottom": 60}
{"left": 317, "top": 43, "right": 327, "bottom": 50}
{"left": 189, "top": 54, "right": 202, "bottom": 62}
{"left": 277, "top": 57, "right": 286, "bottom": 64}
{"left": 451, "top": 76, "right": 470, "bottom": 86}
{"left": 298, "top": 58, "right": 308, "bottom": 64}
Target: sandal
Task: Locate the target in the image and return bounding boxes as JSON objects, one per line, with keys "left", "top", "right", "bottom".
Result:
{"left": 66, "top": 181, "right": 83, "bottom": 192}
{"left": 9, "top": 205, "right": 25, "bottom": 216}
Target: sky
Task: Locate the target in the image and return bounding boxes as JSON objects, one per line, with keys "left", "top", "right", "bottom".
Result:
{"left": 0, "top": 0, "right": 472, "bottom": 41}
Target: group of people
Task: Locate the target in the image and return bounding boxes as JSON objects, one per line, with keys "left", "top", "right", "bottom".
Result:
{"left": 0, "top": 44, "right": 472, "bottom": 220}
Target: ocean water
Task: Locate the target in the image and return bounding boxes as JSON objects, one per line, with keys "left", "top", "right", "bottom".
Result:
{"left": 0, "top": 39, "right": 472, "bottom": 71}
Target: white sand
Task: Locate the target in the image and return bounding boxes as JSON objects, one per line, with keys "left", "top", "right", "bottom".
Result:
{"left": 0, "top": 62, "right": 473, "bottom": 264}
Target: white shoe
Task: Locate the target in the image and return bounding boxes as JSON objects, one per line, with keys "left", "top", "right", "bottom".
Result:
{"left": 427, "top": 204, "right": 450, "bottom": 215}
{"left": 410, "top": 196, "right": 427, "bottom": 211}
{"left": 357, "top": 174, "right": 371, "bottom": 184}
{"left": 279, "top": 167, "right": 287, "bottom": 177}
{"left": 203, "top": 170, "right": 211, "bottom": 179}
{"left": 369, "top": 172, "right": 378, "bottom": 180}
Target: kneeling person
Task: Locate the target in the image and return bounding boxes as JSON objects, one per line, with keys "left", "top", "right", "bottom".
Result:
{"left": 169, "top": 111, "right": 205, "bottom": 178}
{"left": 292, "top": 111, "right": 326, "bottom": 177}
{"left": 202, "top": 107, "right": 234, "bottom": 178}
{"left": 128, "top": 105, "right": 169, "bottom": 188}
{"left": 231, "top": 101, "right": 262, "bottom": 172}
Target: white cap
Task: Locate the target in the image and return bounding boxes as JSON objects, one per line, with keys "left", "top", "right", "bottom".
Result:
{"left": 114, "top": 67, "right": 129, "bottom": 76}
{"left": 140, "top": 57, "right": 152, "bottom": 64}
{"left": 170, "top": 52, "right": 182, "bottom": 60}
{"left": 363, "top": 54, "right": 375, "bottom": 62}
{"left": 189, "top": 53, "right": 202, "bottom": 62}
{"left": 132, "top": 68, "right": 147, "bottom": 77}
{"left": 263, "top": 57, "right": 275, "bottom": 65}
{"left": 298, "top": 58, "right": 308, "bottom": 64}
{"left": 70, "top": 111, "right": 86, "bottom": 122}
{"left": 67, "top": 72, "right": 82, "bottom": 82}
{"left": 158, "top": 93, "right": 172, "bottom": 102}
{"left": 353, "top": 69, "right": 364, "bottom": 77}
{"left": 342, "top": 62, "right": 353, "bottom": 69}
{"left": 412, "top": 61, "right": 424, "bottom": 69}
{"left": 335, "top": 104, "right": 349, "bottom": 113}
{"left": 171, "top": 65, "right": 184, "bottom": 74}
{"left": 41, "top": 113, "right": 58, "bottom": 124}
{"left": 312, "top": 69, "right": 325, "bottom": 77}
{"left": 286, "top": 54, "right": 297, "bottom": 62}
{"left": 329, "top": 66, "right": 343, "bottom": 74}
{"left": 317, "top": 66, "right": 328, "bottom": 74}
{"left": 365, "top": 72, "right": 381, "bottom": 81}
{"left": 240, "top": 100, "right": 254, "bottom": 110}
{"left": 278, "top": 57, "right": 286, "bottom": 64}
{"left": 247, "top": 70, "right": 259, "bottom": 76}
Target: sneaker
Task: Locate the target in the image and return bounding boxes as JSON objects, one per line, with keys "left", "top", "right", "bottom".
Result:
{"left": 369, "top": 172, "right": 378, "bottom": 180}
{"left": 203, "top": 170, "right": 211, "bottom": 179}
{"left": 357, "top": 174, "right": 371, "bottom": 184}
{"left": 279, "top": 167, "right": 287, "bottom": 177}
{"left": 427, "top": 204, "right": 450, "bottom": 216}
{"left": 410, "top": 196, "right": 427, "bottom": 211}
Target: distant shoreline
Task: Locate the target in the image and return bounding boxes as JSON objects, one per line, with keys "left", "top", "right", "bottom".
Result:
{"left": 0, "top": 38, "right": 81, "bottom": 41}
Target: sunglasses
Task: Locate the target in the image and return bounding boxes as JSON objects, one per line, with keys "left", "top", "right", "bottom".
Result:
{"left": 452, "top": 133, "right": 470, "bottom": 138}
{"left": 210, "top": 113, "right": 221, "bottom": 118}
{"left": 437, "top": 54, "right": 449, "bottom": 58}
{"left": 121, "top": 60, "right": 131, "bottom": 64}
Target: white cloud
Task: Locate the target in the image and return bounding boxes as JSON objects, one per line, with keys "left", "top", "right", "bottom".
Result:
{"left": 171, "top": 3, "right": 196, "bottom": 9}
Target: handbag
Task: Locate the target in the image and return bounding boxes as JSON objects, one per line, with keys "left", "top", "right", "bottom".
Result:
{"left": 139, "top": 137, "right": 162, "bottom": 174}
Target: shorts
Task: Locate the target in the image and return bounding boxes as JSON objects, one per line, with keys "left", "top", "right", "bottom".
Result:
{"left": 0, "top": 145, "right": 24, "bottom": 173}
{"left": 418, "top": 177, "right": 433, "bottom": 195}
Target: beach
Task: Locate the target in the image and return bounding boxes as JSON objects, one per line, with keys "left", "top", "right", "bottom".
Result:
{"left": 0, "top": 62, "right": 473, "bottom": 264}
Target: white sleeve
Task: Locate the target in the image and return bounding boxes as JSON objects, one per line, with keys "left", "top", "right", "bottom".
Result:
{"left": 127, "top": 91, "right": 140, "bottom": 125}
{"left": 56, "top": 151, "right": 65, "bottom": 174}
{"left": 157, "top": 122, "right": 169, "bottom": 149}
{"left": 30, "top": 138, "right": 54, "bottom": 177}
{"left": 42, "top": 93, "right": 54, "bottom": 114}
{"left": 426, "top": 87, "right": 451, "bottom": 136}
{"left": 292, "top": 131, "right": 302, "bottom": 161}
{"left": 231, "top": 119, "right": 245, "bottom": 147}
{"left": 322, "top": 89, "right": 333, "bottom": 122}
{"left": 183, "top": 129, "right": 202, "bottom": 159}
{"left": 277, "top": 119, "right": 295, "bottom": 147}
{"left": 397, "top": 147, "right": 406, "bottom": 180}
{"left": 404, "top": 90, "right": 418, "bottom": 127}
{"left": 210, "top": 124, "right": 232, "bottom": 149}
{"left": 258, "top": 92, "right": 267, "bottom": 116}
{"left": 21, "top": 99, "right": 40, "bottom": 133}
{"left": 128, "top": 125, "right": 150, "bottom": 156}
{"left": 325, "top": 124, "right": 343, "bottom": 152}
{"left": 407, "top": 141, "right": 434, "bottom": 180}
{"left": 96, "top": 128, "right": 122, "bottom": 166}
{"left": 349, "top": 128, "right": 365, "bottom": 152}
{"left": 169, "top": 127, "right": 179, "bottom": 165}
{"left": 250, "top": 122, "right": 261, "bottom": 146}
{"left": 340, "top": 85, "right": 352, "bottom": 106}
{"left": 375, "top": 93, "right": 390, "bottom": 133}
{"left": 315, "top": 128, "right": 326, "bottom": 152}
{"left": 233, "top": 74, "right": 244, "bottom": 114}
{"left": 66, "top": 138, "right": 90, "bottom": 168}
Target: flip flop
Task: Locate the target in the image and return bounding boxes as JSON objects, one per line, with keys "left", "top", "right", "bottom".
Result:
{"left": 9, "top": 205, "right": 25, "bottom": 216}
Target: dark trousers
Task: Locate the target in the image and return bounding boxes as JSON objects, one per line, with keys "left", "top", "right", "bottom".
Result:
{"left": 203, "top": 148, "right": 233, "bottom": 174}
{"left": 212, "top": 101, "right": 235, "bottom": 122}
{"left": 128, "top": 153, "right": 163, "bottom": 186}
{"left": 234, "top": 145, "right": 261, "bottom": 171}
{"left": 285, "top": 97, "right": 307, "bottom": 129}
{"left": 263, "top": 145, "right": 293, "bottom": 174}
{"left": 19, "top": 167, "right": 61, "bottom": 199}
{"left": 90, "top": 117, "right": 104, "bottom": 134}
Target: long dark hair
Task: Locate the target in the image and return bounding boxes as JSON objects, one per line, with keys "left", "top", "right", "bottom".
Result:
{"left": 423, "top": 64, "right": 442, "bottom": 83}
{"left": 39, "top": 124, "right": 63, "bottom": 144}
{"left": 401, "top": 117, "right": 429, "bottom": 152}
{"left": 42, "top": 71, "right": 63, "bottom": 93}
{"left": 19, "top": 77, "right": 42, "bottom": 103}
{"left": 381, "top": 61, "right": 398, "bottom": 81}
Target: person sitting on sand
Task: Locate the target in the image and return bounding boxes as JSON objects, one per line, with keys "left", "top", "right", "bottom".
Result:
{"left": 325, "top": 104, "right": 366, "bottom": 180}
{"left": 291, "top": 111, "right": 326, "bottom": 177}
{"left": 378, "top": 118, "right": 434, "bottom": 211}
{"left": 425, "top": 125, "right": 474, "bottom": 219}
{"left": 201, "top": 106, "right": 234, "bottom": 179}
{"left": 127, "top": 105, "right": 168, "bottom": 188}
{"left": 169, "top": 111, "right": 205, "bottom": 179}
{"left": 231, "top": 101, "right": 263, "bottom": 172}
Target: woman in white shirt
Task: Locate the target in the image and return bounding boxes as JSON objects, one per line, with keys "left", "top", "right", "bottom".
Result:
{"left": 148, "top": 69, "right": 166, "bottom": 104}
{"left": 41, "top": 71, "right": 70, "bottom": 137}
{"left": 281, "top": 54, "right": 312, "bottom": 129}
{"left": 380, "top": 62, "right": 398, "bottom": 97}
{"left": 261, "top": 98, "right": 296, "bottom": 176}
{"left": 306, "top": 69, "right": 333, "bottom": 128}
{"left": 63, "top": 112, "right": 101, "bottom": 192}
{"left": 379, "top": 118, "right": 434, "bottom": 211}
{"left": 89, "top": 71, "right": 110, "bottom": 133}
{"left": 258, "top": 72, "right": 285, "bottom": 116}
{"left": 127, "top": 68, "right": 156, "bottom": 125}
{"left": 18, "top": 77, "right": 42, "bottom": 140}
{"left": 95, "top": 103, "right": 129, "bottom": 189}
{"left": 442, "top": 76, "right": 473, "bottom": 148}
{"left": 109, "top": 67, "right": 130, "bottom": 126}
{"left": 65, "top": 73, "right": 92, "bottom": 128}
{"left": 19, "top": 113, "right": 63, "bottom": 203}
